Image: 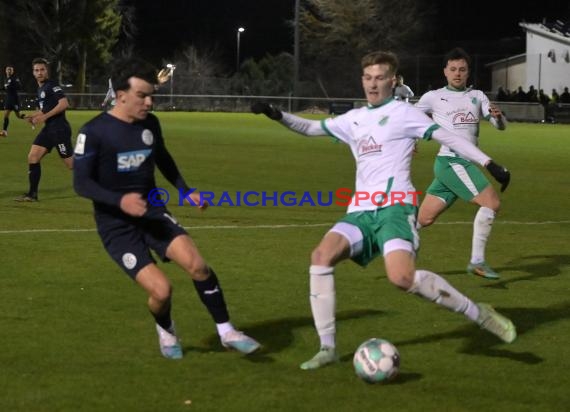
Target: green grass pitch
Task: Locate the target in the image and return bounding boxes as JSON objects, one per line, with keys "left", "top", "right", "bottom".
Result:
{"left": 0, "top": 111, "right": 569, "bottom": 411}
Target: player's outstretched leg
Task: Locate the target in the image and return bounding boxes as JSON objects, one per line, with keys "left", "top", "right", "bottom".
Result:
{"left": 476, "top": 303, "right": 517, "bottom": 343}
{"left": 409, "top": 270, "right": 516, "bottom": 343}
{"left": 156, "top": 323, "right": 183, "bottom": 359}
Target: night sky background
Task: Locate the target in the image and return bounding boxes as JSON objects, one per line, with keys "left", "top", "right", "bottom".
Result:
{"left": 129, "top": 0, "right": 570, "bottom": 66}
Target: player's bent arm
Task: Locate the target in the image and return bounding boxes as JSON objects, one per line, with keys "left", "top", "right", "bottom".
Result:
{"left": 40, "top": 97, "right": 69, "bottom": 122}
{"left": 431, "top": 128, "right": 511, "bottom": 191}
{"left": 431, "top": 128, "right": 490, "bottom": 166}
{"left": 73, "top": 156, "right": 123, "bottom": 207}
{"left": 280, "top": 112, "right": 326, "bottom": 136}
{"left": 155, "top": 144, "right": 190, "bottom": 192}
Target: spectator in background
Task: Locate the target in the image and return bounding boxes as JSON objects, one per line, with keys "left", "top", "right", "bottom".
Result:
{"left": 515, "top": 86, "right": 527, "bottom": 102}
{"left": 496, "top": 86, "right": 508, "bottom": 102}
{"left": 526, "top": 85, "right": 538, "bottom": 103}
{"left": 559, "top": 87, "right": 570, "bottom": 103}
{"left": 538, "top": 89, "right": 553, "bottom": 123}
{"left": 393, "top": 74, "right": 414, "bottom": 102}
{"left": 551, "top": 88, "right": 559, "bottom": 104}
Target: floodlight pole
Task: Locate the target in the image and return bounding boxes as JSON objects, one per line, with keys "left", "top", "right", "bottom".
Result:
{"left": 167, "top": 63, "right": 176, "bottom": 108}
{"left": 236, "top": 27, "right": 245, "bottom": 72}
{"left": 293, "top": 0, "right": 300, "bottom": 100}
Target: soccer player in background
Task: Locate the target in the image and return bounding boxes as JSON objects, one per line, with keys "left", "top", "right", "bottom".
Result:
{"left": 252, "top": 50, "right": 515, "bottom": 370}
{"left": 1, "top": 65, "right": 26, "bottom": 136}
{"left": 415, "top": 48, "right": 507, "bottom": 279}
{"left": 101, "top": 77, "right": 116, "bottom": 109}
{"left": 73, "top": 57, "right": 260, "bottom": 359}
{"left": 15, "top": 58, "right": 73, "bottom": 202}
{"left": 393, "top": 74, "right": 414, "bottom": 102}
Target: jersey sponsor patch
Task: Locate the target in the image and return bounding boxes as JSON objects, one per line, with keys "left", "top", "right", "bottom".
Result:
{"left": 357, "top": 136, "right": 383, "bottom": 157}
{"left": 452, "top": 111, "right": 478, "bottom": 126}
{"left": 117, "top": 149, "right": 152, "bottom": 172}
{"left": 74, "top": 133, "right": 86, "bottom": 155}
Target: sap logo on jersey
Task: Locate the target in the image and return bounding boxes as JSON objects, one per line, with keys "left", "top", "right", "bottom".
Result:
{"left": 117, "top": 149, "right": 152, "bottom": 172}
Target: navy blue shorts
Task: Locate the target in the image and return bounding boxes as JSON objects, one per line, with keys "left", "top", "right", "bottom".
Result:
{"left": 33, "top": 123, "right": 73, "bottom": 158}
{"left": 4, "top": 97, "right": 20, "bottom": 111}
{"left": 95, "top": 206, "right": 188, "bottom": 279}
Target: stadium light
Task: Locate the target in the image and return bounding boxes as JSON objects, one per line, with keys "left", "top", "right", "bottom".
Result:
{"left": 236, "top": 27, "right": 245, "bottom": 72}
{"left": 166, "top": 63, "right": 176, "bottom": 108}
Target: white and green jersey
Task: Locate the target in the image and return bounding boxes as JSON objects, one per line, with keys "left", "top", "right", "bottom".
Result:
{"left": 321, "top": 99, "right": 438, "bottom": 213}
{"left": 415, "top": 87, "right": 492, "bottom": 157}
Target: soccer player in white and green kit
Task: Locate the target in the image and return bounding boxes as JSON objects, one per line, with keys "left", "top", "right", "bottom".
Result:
{"left": 252, "top": 51, "right": 516, "bottom": 371}
{"left": 415, "top": 47, "right": 508, "bottom": 279}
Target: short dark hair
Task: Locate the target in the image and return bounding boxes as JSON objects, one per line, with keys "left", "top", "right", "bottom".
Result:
{"left": 443, "top": 48, "right": 471, "bottom": 68}
{"left": 32, "top": 57, "right": 49, "bottom": 66}
{"left": 361, "top": 51, "right": 399, "bottom": 75}
{"left": 111, "top": 57, "right": 157, "bottom": 92}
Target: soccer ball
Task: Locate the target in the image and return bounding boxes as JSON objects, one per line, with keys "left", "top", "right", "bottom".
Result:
{"left": 353, "top": 338, "right": 400, "bottom": 383}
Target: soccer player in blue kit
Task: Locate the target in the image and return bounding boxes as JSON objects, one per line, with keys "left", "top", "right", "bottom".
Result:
{"left": 1, "top": 65, "right": 26, "bottom": 136}
{"left": 15, "top": 58, "right": 73, "bottom": 202}
{"left": 73, "top": 58, "right": 260, "bottom": 359}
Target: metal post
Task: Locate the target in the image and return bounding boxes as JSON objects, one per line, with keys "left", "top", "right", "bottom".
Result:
{"left": 236, "top": 27, "right": 245, "bottom": 72}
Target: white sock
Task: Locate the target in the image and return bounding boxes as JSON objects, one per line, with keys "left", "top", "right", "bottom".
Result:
{"left": 408, "top": 269, "right": 479, "bottom": 321}
{"left": 471, "top": 206, "right": 496, "bottom": 264}
{"left": 309, "top": 265, "right": 336, "bottom": 348}
{"left": 216, "top": 322, "right": 235, "bottom": 337}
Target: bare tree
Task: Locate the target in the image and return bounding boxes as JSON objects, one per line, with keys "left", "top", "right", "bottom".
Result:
{"left": 299, "top": 0, "right": 434, "bottom": 97}
{"left": 168, "top": 45, "right": 227, "bottom": 94}
{"left": 11, "top": 0, "right": 120, "bottom": 90}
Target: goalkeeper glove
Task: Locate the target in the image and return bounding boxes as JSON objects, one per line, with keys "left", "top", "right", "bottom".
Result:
{"left": 485, "top": 160, "right": 511, "bottom": 192}
{"left": 251, "top": 102, "right": 283, "bottom": 121}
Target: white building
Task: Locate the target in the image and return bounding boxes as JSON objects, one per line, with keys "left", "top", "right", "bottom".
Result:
{"left": 487, "top": 20, "right": 570, "bottom": 95}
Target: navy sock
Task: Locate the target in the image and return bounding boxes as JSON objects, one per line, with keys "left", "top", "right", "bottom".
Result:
{"left": 151, "top": 302, "right": 173, "bottom": 331}
{"left": 3, "top": 117, "right": 8, "bottom": 131}
{"left": 193, "top": 268, "right": 230, "bottom": 324}
{"left": 28, "top": 163, "right": 41, "bottom": 197}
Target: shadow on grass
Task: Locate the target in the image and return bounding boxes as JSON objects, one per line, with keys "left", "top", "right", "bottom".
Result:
{"left": 435, "top": 254, "right": 570, "bottom": 289}
{"left": 482, "top": 254, "right": 570, "bottom": 290}
{"left": 394, "top": 300, "right": 570, "bottom": 365}
{"left": 188, "top": 308, "right": 384, "bottom": 363}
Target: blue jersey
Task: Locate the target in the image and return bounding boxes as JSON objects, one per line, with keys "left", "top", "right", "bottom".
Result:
{"left": 73, "top": 112, "right": 189, "bottom": 215}
{"left": 4, "top": 75, "right": 22, "bottom": 100}
{"left": 37, "top": 79, "right": 69, "bottom": 128}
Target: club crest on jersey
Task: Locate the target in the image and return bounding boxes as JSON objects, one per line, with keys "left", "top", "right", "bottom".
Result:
{"left": 40, "top": 91, "right": 45, "bottom": 98}
{"left": 117, "top": 149, "right": 152, "bottom": 172}
{"left": 452, "top": 111, "right": 478, "bottom": 125}
{"left": 357, "top": 136, "right": 383, "bottom": 156}
{"left": 142, "top": 129, "right": 154, "bottom": 146}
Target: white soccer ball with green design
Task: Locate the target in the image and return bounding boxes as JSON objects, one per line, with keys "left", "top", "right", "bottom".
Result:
{"left": 353, "top": 338, "right": 400, "bottom": 383}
